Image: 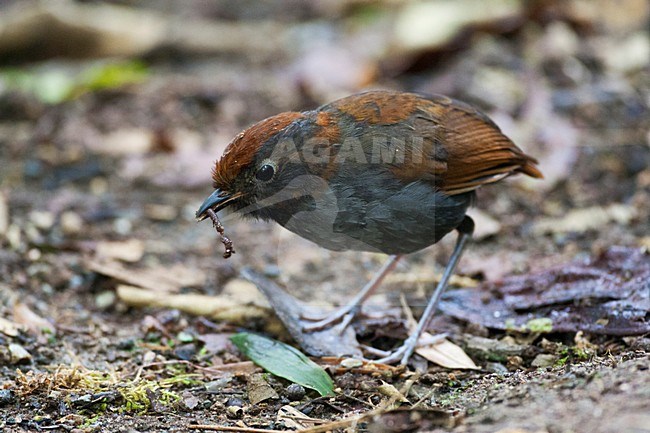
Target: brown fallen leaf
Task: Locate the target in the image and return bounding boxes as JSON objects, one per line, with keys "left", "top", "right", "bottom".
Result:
{"left": 87, "top": 259, "right": 206, "bottom": 293}
{"left": 247, "top": 373, "right": 279, "bottom": 405}
{"left": 377, "top": 381, "right": 410, "bottom": 404}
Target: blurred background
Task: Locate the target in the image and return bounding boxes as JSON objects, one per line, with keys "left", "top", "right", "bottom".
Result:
{"left": 0, "top": 0, "right": 648, "bottom": 430}
{"left": 0, "top": 0, "right": 647, "bottom": 301}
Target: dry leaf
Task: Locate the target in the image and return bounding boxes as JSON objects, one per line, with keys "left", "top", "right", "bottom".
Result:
{"left": 13, "top": 303, "right": 55, "bottom": 341}
{"left": 400, "top": 294, "right": 478, "bottom": 369}
{"left": 377, "top": 381, "right": 410, "bottom": 404}
{"left": 415, "top": 335, "right": 479, "bottom": 370}
{"left": 96, "top": 239, "right": 145, "bottom": 262}
{"left": 246, "top": 373, "right": 279, "bottom": 405}
{"left": 0, "top": 317, "right": 22, "bottom": 337}
{"left": 277, "top": 405, "right": 322, "bottom": 430}
{"left": 94, "top": 128, "right": 154, "bottom": 156}
{"left": 393, "top": 0, "right": 522, "bottom": 51}
{"left": 533, "top": 204, "right": 637, "bottom": 234}
{"left": 116, "top": 285, "right": 274, "bottom": 326}
{"left": 87, "top": 260, "right": 206, "bottom": 293}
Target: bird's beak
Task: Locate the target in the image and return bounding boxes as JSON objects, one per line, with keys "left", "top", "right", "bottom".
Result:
{"left": 195, "top": 189, "right": 240, "bottom": 221}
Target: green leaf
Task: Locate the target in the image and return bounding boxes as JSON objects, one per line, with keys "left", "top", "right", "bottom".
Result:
{"left": 525, "top": 318, "right": 553, "bottom": 333}
{"left": 230, "top": 333, "right": 334, "bottom": 396}
{"left": 78, "top": 60, "right": 149, "bottom": 92}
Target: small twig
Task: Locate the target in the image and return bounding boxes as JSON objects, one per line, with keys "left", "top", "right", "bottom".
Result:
{"left": 412, "top": 387, "right": 437, "bottom": 409}
{"left": 340, "top": 392, "right": 376, "bottom": 408}
{"left": 296, "top": 395, "right": 341, "bottom": 412}
{"left": 206, "top": 208, "right": 235, "bottom": 258}
{"left": 280, "top": 414, "right": 327, "bottom": 424}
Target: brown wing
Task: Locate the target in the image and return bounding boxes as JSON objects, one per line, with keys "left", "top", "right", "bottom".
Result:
{"left": 419, "top": 95, "right": 542, "bottom": 195}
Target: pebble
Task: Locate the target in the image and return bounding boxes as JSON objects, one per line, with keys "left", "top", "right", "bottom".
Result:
{"left": 484, "top": 362, "right": 509, "bottom": 375}
{"left": 113, "top": 218, "right": 132, "bottom": 235}
{"left": 9, "top": 343, "right": 32, "bottom": 364}
{"left": 60, "top": 211, "right": 84, "bottom": 235}
{"left": 29, "top": 211, "right": 55, "bottom": 230}
{"left": 0, "top": 389, "right": 14, "bottom": 406}
{"left": 206, "top": 377, "right": 232, "bottom": 393}
{"left": 27, "top": 248, "right": 41, "bottom": 261}
{"left": 531, "top": 354, "right": 557, "bottom": 368}
{"left": 95, "top": 290, "right": 116, "bottom": 310}
{"left": 285, "top": 383, "right": 306, "bottom": 401}
{"left": 6, "top": 224, "right": 21, "bottom": 250}
{"left": 225, "top": 397, "right": 244, "bottom": 407}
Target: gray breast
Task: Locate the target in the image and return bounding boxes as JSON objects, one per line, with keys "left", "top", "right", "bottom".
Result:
{"left": 279, "top": 175, "right": 472, "bottom": 254}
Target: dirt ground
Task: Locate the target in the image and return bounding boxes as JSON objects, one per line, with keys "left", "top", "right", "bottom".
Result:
{"left": 0, "top": 1, "right": 648, "bottom": 432}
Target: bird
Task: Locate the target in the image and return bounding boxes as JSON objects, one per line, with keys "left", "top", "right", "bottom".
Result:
{"left": 196, "top": 90, "right": 542, "bottom": 365}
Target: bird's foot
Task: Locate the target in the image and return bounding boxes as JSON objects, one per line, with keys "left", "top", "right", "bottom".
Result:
{"left": 369, "top": 333, "right": 448, "bottom": 366}
{"left": 301, "top": 305, "right": 361, "bottom": 333}
{"left": 360, "top": 333, "right": 448, "bottom": 365}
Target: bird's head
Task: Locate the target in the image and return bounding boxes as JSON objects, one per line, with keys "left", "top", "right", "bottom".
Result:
{"left": 195, "top": 111, "right": 310, "bottom": 221}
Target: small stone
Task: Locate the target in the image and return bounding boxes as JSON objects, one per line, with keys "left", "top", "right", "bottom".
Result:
{"left": 285, "top": 383, "right": 306, "bottom": 401}
{"left": 173, "top": 343, "right": 196, "bottom": 361}
{"left": 27, "top": 248, "right": 41, "bottom": 261}
{"left": 142, "top": 350, "right": 157, "bottom": 364}
{"left": 95, "top": 290, "right": 116, "bottom": 310}
{"left": 116, "top": 338, "right": 136, "bottom": 350}
{"left": 484, "top": 362, "right": 509, "bottom": 375}
{"left": 9, "top": 343, "right": 32, "bottom": 364}
{"left": 90, "top": 177, "right": 108, "bottom": 195}
{"left": 113, "top": 218, "right": 132, "bottom": 235}
{"left": 206, "top": 378, "right": 232, "bottom": 393}
{"left": 225, "top": 397, "right": 244, "bottom": 407}
{"left": 6, "top": 224, "right": 21, "bottom": 250}
{"left": 531, "top": 354, "right": 556, "bottom": 368}
{"left": 60, "top": 211, "right": 83, "bottom": 235}
{"left": 29, "top": 211, "right": 55, "bottom": 230}
{"left": 0, "top": 389, "right": 14, "bottom": 406}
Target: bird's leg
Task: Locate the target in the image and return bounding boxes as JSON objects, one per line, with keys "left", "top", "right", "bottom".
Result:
{"left": 302, "top": 255, "right": 402, "bottom": 332}
{"left": 373, "top": 216, "right": 475, "bottom": 365}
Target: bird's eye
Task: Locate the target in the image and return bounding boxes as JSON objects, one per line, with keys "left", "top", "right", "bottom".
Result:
{"left": 256, "top": 163, "right": 275, "bottom": 182}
